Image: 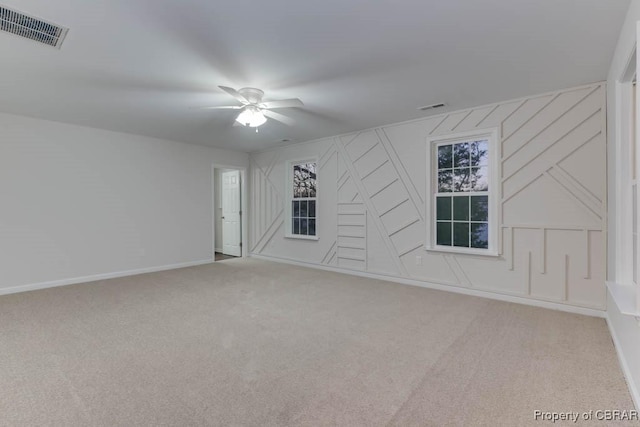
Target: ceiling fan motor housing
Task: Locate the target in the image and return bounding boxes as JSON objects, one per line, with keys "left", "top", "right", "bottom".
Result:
{"left": 208, "top": 85, "right": 301, "bottom": 127}
{"left": 238, "top": 88, "right": 265, "bottom": 105}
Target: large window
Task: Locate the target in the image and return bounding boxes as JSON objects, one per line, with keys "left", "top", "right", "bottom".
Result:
{"left": 426, "top": 129, "right": 499, "bottom": 255}
{"left": 286, "top": 160, "right": 317, "bottom": 239}
{"left": 607, "top": 52, "right": 640, "bottom": 317}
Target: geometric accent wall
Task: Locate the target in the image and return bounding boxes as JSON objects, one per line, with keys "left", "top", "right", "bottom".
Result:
{"left": 250, "top": 82, "right": 607, "bottom": 310}
{"left": 250, "top": 153, "right": 283, "bottom": 254}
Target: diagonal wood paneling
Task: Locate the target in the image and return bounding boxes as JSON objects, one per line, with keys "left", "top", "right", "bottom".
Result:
{"left": 341, "top": 131, "right": 423, "bottom": 262}
{"left": 250, "top": 82, "right": 607, "bottom": 310}
{"left": 250, "top": 157, "right": 283, "bottom": 253}
{"left": 336, "top": 138, "right": 408, "bottom": 275}
{"left": 337, "top": 203, "right": 367, "bottom": 271}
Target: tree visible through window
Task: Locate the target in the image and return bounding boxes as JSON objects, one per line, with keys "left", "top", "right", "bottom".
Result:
{"left": 291, "top": 162, "right": 317, "bottom": 237}
{"left": 435, "top": 139, "right": 490, "bottom": 249}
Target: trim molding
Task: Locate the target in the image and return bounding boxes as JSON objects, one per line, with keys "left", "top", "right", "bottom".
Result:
{"left": 250, "top": 253, "right": 606, "bottom": 318}
{"left": 0, "top": 259, "right": 214, "bottom": 296}
{"left": 606, "top": 312, "right": 640, "bottom": 411}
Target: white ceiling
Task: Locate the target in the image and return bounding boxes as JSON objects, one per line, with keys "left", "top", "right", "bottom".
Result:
{"left": 0, "top": 0, "right": 630, "bottom": 152}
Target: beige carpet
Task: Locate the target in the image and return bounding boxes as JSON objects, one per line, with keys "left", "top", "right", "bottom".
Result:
{"left": 0, "top": 258, "right": 635, "bottom": 426}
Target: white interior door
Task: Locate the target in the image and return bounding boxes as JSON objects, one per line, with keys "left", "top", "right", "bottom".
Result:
{"left": 222, "top": 170, "right": 241, "bottom": 257}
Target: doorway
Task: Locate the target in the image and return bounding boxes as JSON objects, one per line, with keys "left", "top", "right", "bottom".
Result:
{"left": 214, "top": 167, "right": 244, "bottom": 261}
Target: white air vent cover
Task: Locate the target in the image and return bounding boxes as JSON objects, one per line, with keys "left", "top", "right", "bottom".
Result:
{"left": 0, "top": 6, "right": 68, "bottom": 48}
{"left": 418, "top": 103, "right": 446, "bottom": 111}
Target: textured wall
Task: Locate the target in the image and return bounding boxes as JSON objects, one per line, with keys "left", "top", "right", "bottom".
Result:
{"left": 250, "top": 82, "right": 606, "bottom": 310}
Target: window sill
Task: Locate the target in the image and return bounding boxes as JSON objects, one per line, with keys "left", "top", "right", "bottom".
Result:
{"left": 606, "top": 281, "right": 640, "bottom": 317}
{"left": 425, "top": 245, "right": 500, "bottom": 257}
{"left": 285, "top": 234, "right": 319, "bottom": 241}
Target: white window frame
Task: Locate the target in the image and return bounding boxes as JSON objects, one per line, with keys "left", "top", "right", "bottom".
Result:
{"left": 606, "top": 36, "right": 640, "bottom": 318}
{"left": 285, "top": 158, "right": 319, "bottom": 241}
{"left": 425, "top": 128, "right": 500, "bottom": 256}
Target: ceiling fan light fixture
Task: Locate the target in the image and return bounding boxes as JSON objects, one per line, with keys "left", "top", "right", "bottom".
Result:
{"left": 236, "top": 107, "right": 267, "bottom": 127}
{"left": 207, "top": 86, "right": 299, "bottom": 128}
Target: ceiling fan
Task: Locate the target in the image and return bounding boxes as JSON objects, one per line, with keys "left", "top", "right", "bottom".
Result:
{"left": 200, "top": 86, "right": 304, "bottom": 130}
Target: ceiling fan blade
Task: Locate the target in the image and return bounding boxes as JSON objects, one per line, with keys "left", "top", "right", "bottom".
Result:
{"left": 263, "top": 110, "right": 296, "bottom": 126}
{"left": 218, "top": 86, "right": 249, "bottom": 104}
{"left": 232, "top": 120, "right": 245, "bottom": 127}
{"left": 259, "top": 98, "right": 304, "bottom": 109}
{"left": 196, "top": 105, "right": 243, "bottom": 110}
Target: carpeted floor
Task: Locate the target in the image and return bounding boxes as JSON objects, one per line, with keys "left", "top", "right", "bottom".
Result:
{"left": 0, "top": 258, "right": 636, "bottom": 426}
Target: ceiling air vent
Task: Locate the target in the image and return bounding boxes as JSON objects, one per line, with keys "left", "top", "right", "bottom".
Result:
{"left": 418, "top": 103, "right": 446, "bottom": 111}
{"left": 0, "top": 6, "right": 68, "bottom": 48}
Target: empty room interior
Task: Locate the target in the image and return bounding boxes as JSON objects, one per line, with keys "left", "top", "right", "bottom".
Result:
{"left": 3, "top": 0, "right": 640, "bottom": 425}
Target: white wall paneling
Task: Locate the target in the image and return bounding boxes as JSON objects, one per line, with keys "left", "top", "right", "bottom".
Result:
{"left": 250, "top": 82, "right": 607, "bottom": 311}
{"left": 250, "top": 152, "right": 285, "bottom": 254}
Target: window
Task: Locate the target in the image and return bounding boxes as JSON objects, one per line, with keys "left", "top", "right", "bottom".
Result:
{"left": 426, "top": 129, "right": 499, "bottom": 255}
{"left": 606, "top": 54, "right": 640, "bottom": 317}
{"left": 286, "top": 160, "right": 318, "bottom": 239}
{"left": 633, "top": 80, "right": 638, "bottom": 287}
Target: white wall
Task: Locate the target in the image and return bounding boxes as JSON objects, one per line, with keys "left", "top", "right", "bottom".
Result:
{"left": 250, "top": 82, "right": 607, "bottom": 313}
{"left": 606, "top": 0, "right": 640, "bottom": 409}
{"left": 0, "top": 113, "right": 247, "bottom": 293}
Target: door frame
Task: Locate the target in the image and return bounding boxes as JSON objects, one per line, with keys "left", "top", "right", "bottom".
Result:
{"left": 212, "top": 164, "right": 248, "bottom": 260}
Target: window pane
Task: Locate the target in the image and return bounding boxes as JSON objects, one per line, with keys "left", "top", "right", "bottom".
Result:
{"left": 635, "top": 237, "right": 638, "bottom": 286}
{"left": 438, "top": 170, "right": 453, "bottom": 192}
{"left": 300, "top": 219, "right": 308, "bottom": 235}
{"left": 308, "top": 200, "right": 316, "bottom": 218}
{"left": 438, "top": 145, "right": 453, "bottom": 169}
{"left": 308, "top": 219, "right": 316, "bottom": 236}
{"left": 470, "top": 196, "right": 488, "bottom": 222}
{"left": 293, "top": 162, "right": 317, "bottom": 198}
{"left": 437, "top": 222, "right": 452, "bottom": 246}
{"left": 293, "top": 163, "right": 305, "bottom": 198}
{"left": 471, "top": 167, "right": 489, "bottom": 191}
{"left": 307, "top": 179, "right": 317, "bottom": 198}
{"left": 436, "top": 196, "right": 452, "bottom": 220}
{"left": 634, "top": 184, "right": 638, "bottom": 284}
{"left": 293, "top": 218, "right": 300, "bottom": 234}
{"left": 470, "top": 140, "right": 489, "bottom": 166}
{"left": 454, "top": 142, "right": 470, "bottom": 168}
{"left": 432, "top": 135, "right": 491, "bottom": 252}
{"left": 453, "top": 196, "right": 469, "bottom": 221}
{"left": 471, "top": 223, "right": 489, "bottom": 249}
{"left": 300, "top": 200, "right": 308, "bottom": 218}
{"left": 453, "top": 222, "right": 470, "bottom": 247}
{"left": 634, "top": 184, "right": 637, "bottom": 234}
{"left": 453, "top": 168, "right": 472, "bottom": 192}
{"left": 293, "top": 201, "right": 300, "bottom": 217}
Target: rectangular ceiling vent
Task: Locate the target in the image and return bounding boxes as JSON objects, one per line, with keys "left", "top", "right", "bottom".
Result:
{"left": 418, "top": 103, "right": 446, "bottom": 111}
{"left": 0, "top": 6, "right": 68, "bottom": 48}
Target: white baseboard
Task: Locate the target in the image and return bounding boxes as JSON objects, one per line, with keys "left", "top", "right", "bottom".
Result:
{"left": 250, "top": 253, "right": 606, "bottom": 318}
{"left": 606, "top": 313, "right": 640, "bottom": 411}
{"left": 0, "top": 259, "right": 214, "bottom": 296}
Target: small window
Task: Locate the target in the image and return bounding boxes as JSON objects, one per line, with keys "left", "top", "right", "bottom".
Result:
{"left": 286, "top": 160, "right": 318, "bottom": 240}
{"left": 426, "top": 129, "right": 499, "bottom": 255}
